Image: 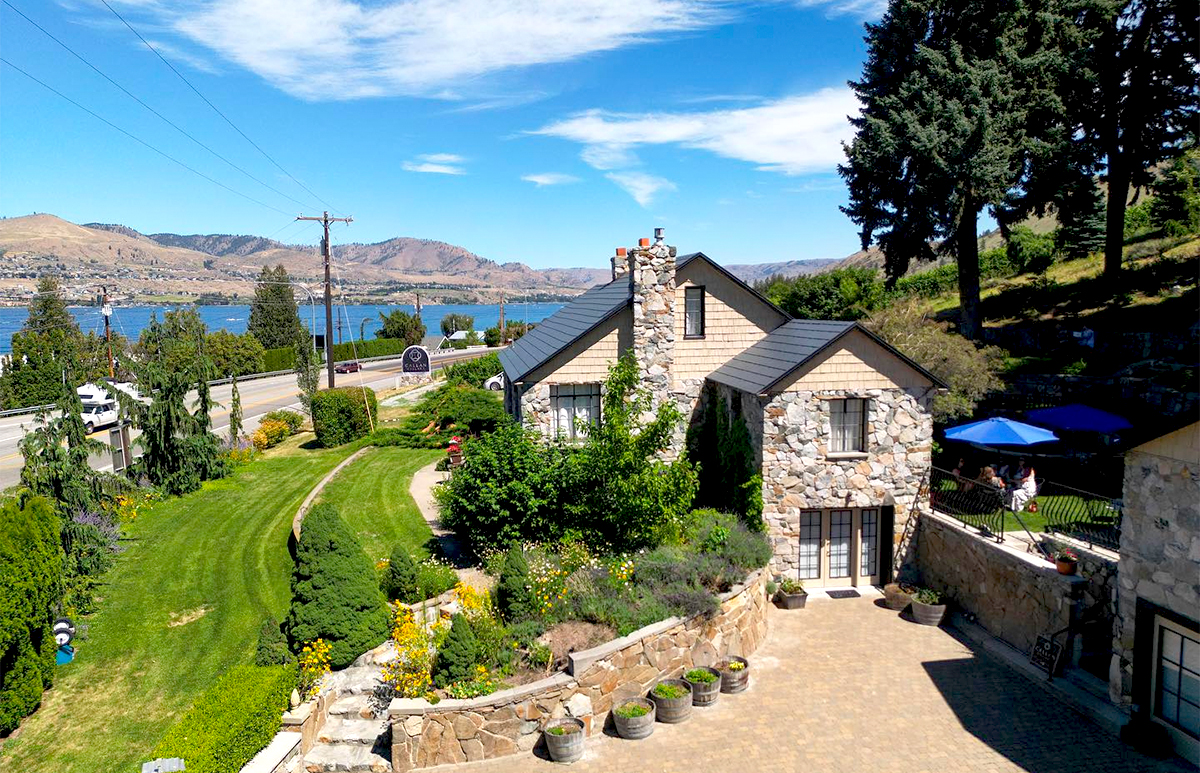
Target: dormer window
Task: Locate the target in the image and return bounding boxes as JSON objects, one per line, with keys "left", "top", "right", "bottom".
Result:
{"left": 684, "top": 286, "right": 705, "bottom": 338}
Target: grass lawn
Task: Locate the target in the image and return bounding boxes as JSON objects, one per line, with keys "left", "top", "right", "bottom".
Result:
{"left": 0, "top": 436, "right": 434, "bottom": 773}
{"left": 314, "top": 446, "right": 442, "bottom": 563}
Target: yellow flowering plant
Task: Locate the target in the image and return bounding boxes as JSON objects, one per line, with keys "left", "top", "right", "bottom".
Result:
{"left": 298, "top": 638, "right": 332, "bottom": 700}
{"left": 381, "top": 606, "right": 434, "bottom": 699}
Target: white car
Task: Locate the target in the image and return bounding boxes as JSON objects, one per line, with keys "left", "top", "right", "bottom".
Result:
{"left": 484, "top": 372, "right": 505, "bottom": 391}
{"left": 81, "top": 402, "right": 119, "bottom": 433}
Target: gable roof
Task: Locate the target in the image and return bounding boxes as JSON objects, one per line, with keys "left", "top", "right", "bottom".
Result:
{"left": 707, "top": 319, "right": 946, "bottom": 394}
{"left": 497, "top": 251, "right": 792, "bottom": 384}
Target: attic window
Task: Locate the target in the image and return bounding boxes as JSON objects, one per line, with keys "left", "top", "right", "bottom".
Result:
{"left": 829, "top": 398, "right": 868, "bottom": 454}
{"left": 684, "top": 287, "right": 705, "bottom": 338}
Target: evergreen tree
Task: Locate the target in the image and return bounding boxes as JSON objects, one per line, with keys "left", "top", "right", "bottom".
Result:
{"left": 229, "top": 375, "right": 243, "bottom": 444}
{"left": 0, "top": 276, "right": 86, "bottom": 409}
{"left": 381, "top": 544, "right": 418, "bottom": 603}
{"left": 433, "top": 614, "right": 479, "bottom": 688}
{"left": 253, "top": 616, "right": 294, "bottom": 666}
{"left": 1055, "top": 173, "right": 1107, "bottom": 259}
{"left": 839, "top": 0, "right": 1076, "bottom": 339}
{"left": 1076, "top": 0, "right": 1198, "bottom": 281}
{"left": 377, "top": 309, "right": 425, "bottom": 346}
{"left": 495, "top": 545, "right": 535, "bottom": 623}
{"left": 285, "top": 503, "right": 390, "bottom": 669}
{"left": 19, "top": 374, "right": 107, "bottom": 513}
{"left": 294, "top": 339, "right": 321, "bottom": 415}
{"left": 1150, "top": 145, "right": 1200, "bottom": 233}
{"left": 248, "top": 264, "right": 306, "bottom": 349}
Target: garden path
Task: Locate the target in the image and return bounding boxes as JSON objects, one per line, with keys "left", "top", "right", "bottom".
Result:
{"left": 409, "top": 460, "right": 491, "bottom": 591}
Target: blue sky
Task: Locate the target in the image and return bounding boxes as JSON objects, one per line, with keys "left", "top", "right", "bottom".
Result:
{"left": 0, "top": 0, "right": 886, "bottom": 270}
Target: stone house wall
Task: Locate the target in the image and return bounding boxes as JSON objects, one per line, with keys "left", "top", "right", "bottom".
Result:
{"left": 1111, "top": 439, "right": 1200, "bottom": 702}
{"left": 388, "top": 571, "right": 769, "bottom": 771}
{"left": 759, "top": 386, "right": 933, "bottom": 577}
{"left": 916, "top": 511, "right": 1111, "bottom": 657}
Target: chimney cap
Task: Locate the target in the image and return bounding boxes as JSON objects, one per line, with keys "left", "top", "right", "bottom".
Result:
{"left": 638, "top": 237, "right": 650, "bottom": 247}
{"left": 654, "top": 227, "right": 664, "bottom": 242}
{"left": 615, "top": 247, "right": 627, "bottom": 257}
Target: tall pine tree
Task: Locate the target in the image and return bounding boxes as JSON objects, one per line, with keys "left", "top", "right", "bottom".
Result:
{"left": 1055, "top": 172, "right": 1107, "bottom": 259}
{"left": 0, "top": 276, "right": 86, "bottom": 408}
{"left": 248, "top": 265, "right": 306, "bottom": 349}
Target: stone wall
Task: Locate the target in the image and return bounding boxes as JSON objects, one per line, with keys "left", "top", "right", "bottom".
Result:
{"left": 630, "top": 239, "right": 675, "bottom": 421}
{"left": 388, "top": 570, "right": 769, "bottom": 771}
{"left": 1111, "top": 448, "right": 1200, "bottom": 702}
{"left": 917, "top": 511, "right": 1103, "bottom": 656}
{"left": 758, "top": 387, "right": 933, "bottom": 576}
{"left": 515, "top": 382, "right": 551, "bottom": 436}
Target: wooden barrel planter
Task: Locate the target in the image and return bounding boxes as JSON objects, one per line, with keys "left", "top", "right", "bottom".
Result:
{"left": 684, "top": 667, "right": 721, "bottom": 707}
{"left": 650, "top": 679, "right": 693, "bottom": 724}
{"left": 544, "top": 717, "right": 585, "bottom": 763}
{"left": 883, "top": 583, "right": 914, "bottom": 611}
{"left": 911, "top": 599, "right": 947, "bottom": 626}
{"left": 717, "top": 656, "right": 749, "bottom": 694}
{"left": 612, "top": 698, "right": 655, "bottom": 740}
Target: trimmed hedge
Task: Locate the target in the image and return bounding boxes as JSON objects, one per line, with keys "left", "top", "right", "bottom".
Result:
{"left": 152, "top": 664, "right": 295, "bottom": 773}
{"left": 258, "top": 338, "right": 422, "bottom": 376}
{"left": 0, "top": 496, "right": 62, "bottom": 736}
{"left": 285, "top": 503, "right": 390, "bottom": 669}
{"left": 262, "top": 346, "right": 296, "bottom": 372}
{"left": 310, "top": 387, "right": 378, "bottom": 448}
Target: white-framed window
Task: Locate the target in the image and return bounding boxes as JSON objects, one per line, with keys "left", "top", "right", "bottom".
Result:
{"left": 551, "top": 384, "right": 601, "bottom": 441}
{"left": 829, "top": 398, "right": 868, "bottom": 453}
{"left": 684, "top": 286, "right": 705, "bottom": 338}
{"left": 1153, "top": 616, "right": 1200, "bottom": 746}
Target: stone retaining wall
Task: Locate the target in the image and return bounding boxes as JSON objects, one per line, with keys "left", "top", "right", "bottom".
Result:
{"left": 916, "top": 511, "right": 1102, "bottom": 656}
{"left": 388, "top": 570, "right": 770, "bottom": 771}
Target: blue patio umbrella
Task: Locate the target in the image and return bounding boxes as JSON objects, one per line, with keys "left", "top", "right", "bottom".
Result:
{"left": 944, "top": 417, "right": 1059, "bottom": 446}
{"left": 1025, "top": 403, "right": 1133, "bottom": 434}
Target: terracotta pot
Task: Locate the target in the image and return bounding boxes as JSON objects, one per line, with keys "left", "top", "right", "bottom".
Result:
{"left": 1056, "top": 558, "right": 1078, "bottom": 576}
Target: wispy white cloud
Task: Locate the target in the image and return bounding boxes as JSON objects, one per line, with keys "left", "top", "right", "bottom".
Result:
{"left": 521, "top": 173, "right": 581, "bottom": 187}
{"left": 402, "top": 153, "right": 466, "bottom": 175}
{"left": 533, "top": 87, "right": 859, "bottom": 176}
{"left": 145, "top": 38, "right": 221, "bottom": 74}
{"left": 605, "top": 172, "right": 676, "bottom": 206}
{"left": 129, "top": 0, "right": 726, "bottom": 100}
{"left": 676, "top": 94, "right": 763, "bottom": 105}
{"left": 795, "top": 0, "right": 887, "bottom": 19}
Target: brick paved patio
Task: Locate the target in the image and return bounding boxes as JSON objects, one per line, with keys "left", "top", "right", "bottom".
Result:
{"left": 436, "top": 595, "right": 1187, "bottom": 773}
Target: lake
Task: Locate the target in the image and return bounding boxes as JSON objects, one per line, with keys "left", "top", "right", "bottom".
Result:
{"left": 0, "top": 302, "right": 564, "bottom": 354}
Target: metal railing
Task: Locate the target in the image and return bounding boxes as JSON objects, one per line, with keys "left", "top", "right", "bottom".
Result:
{"left": 1037, "top": 479, "right": 1122, "bottom": 551}
{"left": 927, "top": 467, "right": 1009, "bottom": 541}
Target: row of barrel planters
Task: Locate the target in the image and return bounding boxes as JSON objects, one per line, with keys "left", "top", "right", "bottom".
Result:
{"left": 542, "top": 656, "right": 752, "bottom": 763}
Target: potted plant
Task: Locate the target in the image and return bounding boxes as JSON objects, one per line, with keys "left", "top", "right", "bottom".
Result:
{"left": 910, "top": 587, "right": 946, "bottom": 626}
{"left": 1053, "top": 547, "right": 1079, "bottom": 575}
{"left": 883, "top": 582, "right": 916, "bottom": 611}
{"left": 649, "top": 679, "right": 692, "bottom": 724}
{"left": 775, "top": 577, "right": 807, "bottom": 609}
{"left": 543, "top": 717, "right": 585, "bottom": 763}
{"left": 612, "top": 698, "right": 655, "bottom": 740}
{"left": 683, "top": 667, "right": 721, "bottom": 707}
{"left": 716, "top": 656, "right": 749, "bottom": 694}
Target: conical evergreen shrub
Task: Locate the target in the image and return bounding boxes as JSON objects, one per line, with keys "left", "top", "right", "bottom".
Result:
{"left": 285, "top": 503, "right": 390, "bottom": 669}
{"left": 433, "top": 614, "right": 479, "bottom": 688}
{"left": 254, "top": 616, "right": 293, "bottom": 666}
{"left": 495, "top": 544, "right": 535, "bottom": 623}
{"left": 381, "top": 545, "right": 418, "bottom": 603}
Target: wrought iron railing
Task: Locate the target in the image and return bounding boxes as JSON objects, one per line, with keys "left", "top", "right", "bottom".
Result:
{"left": 1037, "top": 479, "right": 1121, "bottom": 551}
{"left": 927, "top": 467, "right": 1008, "bottom": 542}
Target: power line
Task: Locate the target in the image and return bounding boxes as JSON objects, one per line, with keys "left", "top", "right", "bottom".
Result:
{"left": 0, "top": 57, "right": 293, "bottom": 217}
{"left": 1, "top": 0, "right": 317, "bottom": 213}
{"left": 98, "top": 0, "right": 344, "bottom": 216}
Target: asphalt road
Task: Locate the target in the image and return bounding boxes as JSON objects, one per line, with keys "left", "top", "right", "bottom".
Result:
{"left": 0, "top": 348, "right": 494, "bottom": 489}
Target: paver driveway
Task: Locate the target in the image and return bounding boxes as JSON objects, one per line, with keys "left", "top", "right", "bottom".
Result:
{"left": 441, "top": 595, "right": 1187, "bottom": 773}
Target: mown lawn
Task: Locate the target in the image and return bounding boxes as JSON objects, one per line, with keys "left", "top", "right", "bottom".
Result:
{"left": 0, "top": 437, "right": 435, "bottom": 773}
{"left": 315, "top": 446, "right": 442, "bottom": 563}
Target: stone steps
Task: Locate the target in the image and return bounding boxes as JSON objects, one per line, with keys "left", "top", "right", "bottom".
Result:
{"left": 318, "top": 716, "right": 390, "bottom": 747}
{"left": 302, "top": 742, "right": 391, "bottom": 773}
{"left": 329, "top": 694, "right": 374, "bottom": 719}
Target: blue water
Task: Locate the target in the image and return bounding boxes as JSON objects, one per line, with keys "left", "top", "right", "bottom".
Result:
{"left": 0, "top": 302, "right": 563, "bottom": 354}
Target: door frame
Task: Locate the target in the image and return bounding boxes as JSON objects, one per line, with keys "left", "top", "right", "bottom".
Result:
{"left": 794, "top": 507, "right": 882, "bottom": 588}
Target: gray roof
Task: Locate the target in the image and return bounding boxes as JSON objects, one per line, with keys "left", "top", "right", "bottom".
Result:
{"left": 498, "top": 278, "right": 630, "bottom": 382}
{"left": 707, "top": 319, "right": 946, "bottom": 394}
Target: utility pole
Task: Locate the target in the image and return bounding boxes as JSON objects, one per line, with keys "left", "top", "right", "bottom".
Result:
{"left": 101, "top": 286, "right": 114, "bottom": 379}
{"left": 414, "top": 292, "right": 421, "bottom": 321}
{"left": 296, "top": 211, "right": 352, "bottom": 387}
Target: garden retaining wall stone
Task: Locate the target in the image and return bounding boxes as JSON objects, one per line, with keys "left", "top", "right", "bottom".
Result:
{"left": 387, "top": 570, "right": 769, "bottom": 770}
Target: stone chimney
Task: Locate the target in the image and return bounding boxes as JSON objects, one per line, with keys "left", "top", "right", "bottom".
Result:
{"left": 629, "top": 227, "right": 676, "bottom": 409}
{"left": 611, "top": 247, "right": 629, "bottom": 281}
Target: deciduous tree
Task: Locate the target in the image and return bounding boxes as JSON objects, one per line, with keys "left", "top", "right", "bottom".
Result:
{"left": 376, "top": 309, "right": 425, "bottom": 346}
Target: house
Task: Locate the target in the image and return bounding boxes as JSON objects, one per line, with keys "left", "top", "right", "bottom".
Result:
{"left": 497, "top": 230, "right": 944, "bottom": 587}
{"left": 1111, "top": 421, "right": 1199, "bottom": 763}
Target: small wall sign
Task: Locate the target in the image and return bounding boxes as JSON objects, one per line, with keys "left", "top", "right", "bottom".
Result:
{"left": 1030, "top": 634, "right": 1063, "bottom": 677}
{"left": 401, "top": 345, "right": 431, "bottom": 375}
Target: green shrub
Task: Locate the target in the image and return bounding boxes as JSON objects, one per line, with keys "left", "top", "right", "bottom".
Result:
{"left": 614, "top": 702, "right": 650, "bottom": 718}
{"left": 1124, "top": 199, "right": 1154, "bottom": 238}
{"left": 152, "top": 664, "right": 295, "bottom": 773}
{"left": 396, "top": 385, "right": 507, "bottom": 449}
{"left": 415, "top": 557, "right": 458, "bottom": 600}
{"left": 0, "top": 496, "right": 62, "bottom": 736}
{"left": 254, "top": 617, "right": 294, "bottom": 666}
{"left": 496, "top": 545, "right": 536, "bottom": 623}
{"left": 285, "top": 503, "right": 390, "bottom": 669}
{"left": 686, "top": 388, "right": 764, "bottom": 531}
{"left": 651, "top": 682, "right": 688, "bottom": 700}
{"left": 433, "top": 614, "right": 479, "bottom": 688}
{"left": 382, "top": 545, "right": 419, "bottom": 603}
{"left": 310, "top": 387, "right": 378, "bottom": 447}
{"left": 1006, "top": 225, "right": 1058, "bottom": 274}
{"left": 443, "top": 353, "right": 502, "bottom": 388}
{"left": 262, "top": 346, "right": 296, "bottom": 372}
{"left": 685, "top": 667, "right": 718, "bottom": 684}
{"left": 261, "top": 410, "right": 304, "bottom": 434}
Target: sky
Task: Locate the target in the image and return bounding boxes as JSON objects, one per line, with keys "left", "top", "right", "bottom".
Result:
{"left": 0, "top": 0, "right": 889, "bottom": 270}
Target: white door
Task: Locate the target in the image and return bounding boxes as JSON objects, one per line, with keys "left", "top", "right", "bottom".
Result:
{"left": 794, "top": 508, "right": 881, "bottom": 588}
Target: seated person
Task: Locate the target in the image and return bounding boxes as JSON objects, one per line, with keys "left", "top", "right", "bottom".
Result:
{"left": 996, "top": 461, "right": 1011, "bottom": 480}
{"left": 978, "top": 466, "right": 1005, "bottom": 490}
{"left": 1012, "top": 458, "right": 1029, "bottom": 484}
{"left": 1010, "top": 465, "right": 1038, "bottom": 511}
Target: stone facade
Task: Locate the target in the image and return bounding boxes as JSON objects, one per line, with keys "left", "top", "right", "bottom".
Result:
{"left": 917, "top": 511, "right": 1114, "bottom": 658}
{"left": 1111, "top": 430, "right": 1200, "bottom": 703}
{"left": 388, "top": 571, "right": 769, "bottom": 771}
{"left": 758, "top": 387, "right": 934, "bottom": 577}
{"left": 629, "top": 237, "right": 676, "bottom": 419}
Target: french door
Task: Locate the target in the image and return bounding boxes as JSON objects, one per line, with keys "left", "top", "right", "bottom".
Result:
{"left": 796, "top": 508, "right": 881, "bottom": 588}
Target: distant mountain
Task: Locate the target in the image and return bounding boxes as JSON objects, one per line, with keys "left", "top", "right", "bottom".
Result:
{"left": 725, "top": 258, "right": 841, "bottom": 284}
